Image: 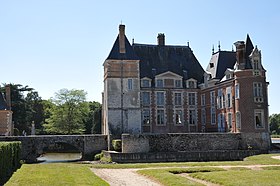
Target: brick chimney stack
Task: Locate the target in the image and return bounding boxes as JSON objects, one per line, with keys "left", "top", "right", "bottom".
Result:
{"left": 119, "top": 24, "right": 126, "bottom": 54}
{"left": 234, "top": 41, "right": 246, "bottom": 70}
{"left": 5, "top": 85, "right": 11, "bottom": 110}
{"left": 157, "top": 33, "right": 165, "bottom": 46}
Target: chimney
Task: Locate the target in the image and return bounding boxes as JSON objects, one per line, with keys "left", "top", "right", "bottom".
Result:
{"left": 157, "top": 33, "right": 165, "bottom": 46}
{"left": 5, "top": 85, "right": 11, "bottom": 110}
{"left": 234, "top": 41, "right": 246, "bottom": 70}
{"left": 119, "top": 24, "right": 126, "bottom": 54}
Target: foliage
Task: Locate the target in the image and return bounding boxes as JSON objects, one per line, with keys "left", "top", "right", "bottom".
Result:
{"left": 94, "top": 152, "right": 103, "bottom": 161}
{"left": 270, "top": 113, "right": 280, "bottom": 135}
{"left": 84, "top": 101, "right": 102, "bottom": 134}
{"left": 0, "top": 142, "right": 21, "bottom": 185}
{"left": 5, "top": 163, "right": 109, "bottom": 186}
{"left": 43, "top": 89, "right": 89, "bottom": 134}
{"left": 112, "top": 139, "right": 122, "bottom": 152}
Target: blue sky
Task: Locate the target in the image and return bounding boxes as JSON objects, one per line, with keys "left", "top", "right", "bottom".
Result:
{"left": 0, "top": 1, "right": 279, "bottom": 114}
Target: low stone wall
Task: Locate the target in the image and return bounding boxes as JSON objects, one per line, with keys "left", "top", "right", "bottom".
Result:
{"left": 122, "top": 132, "right": 271, "bottom": 153}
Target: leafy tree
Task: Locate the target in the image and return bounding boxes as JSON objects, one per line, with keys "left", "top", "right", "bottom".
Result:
{"left": 270, "top": 114, "right": 280, "bottom": 135}
{"left": 84, "top": 101, "right": 102, "bottom": 134}
{"left": 43, "top": 89, "right": 89, "bottom": 134}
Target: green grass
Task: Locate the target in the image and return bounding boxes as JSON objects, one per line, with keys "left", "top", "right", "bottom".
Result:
{"left": 5, "top": 163, "right": 109, "bottom": 186}
{"left": 90, "top": 153, "right": 280, "bottom": 169}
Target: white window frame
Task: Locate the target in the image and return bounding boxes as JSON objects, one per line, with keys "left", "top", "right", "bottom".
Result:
{"left": 156, "top": 79, "right": 164, "bottom": 88}
{"left": 235, "top": 83, "right": 240, "bottom": 99}
{"left": 226, "top": 87, "right": 232, "bottom": 108}
{"left": 188, "top": 92, "right": 197, "bottom": 106}
{"left": 174, "top": 92, "right": 182, "bottom": 106}
{"left": 201, "top": 108, "right": 206, "bottom": 126}
{"left": 175, "top": 80, "right": 182, "bottom": 88}
{"left": 156, "top": 109, "right": 165, "bottom": 125}
{"left": 156, "top": 91, "right": 165, "bottom": 106}
{"left": 142, "top": 109, "right": 150, "bottom": 125}
{"left": 236, "top": 111, "right": 241, "bottom": 129}
{"left": 227, "top": 112, "right": 232, "bottom": 130}
{"left": 211, "top": 107, "right": 216, "bottom": 125}
{"left": 174, "top": 109, "right": 183, "bottom": 125}
{"left": 254, "top": 109, "right": 265, "bottom": 129}
{"left": 201, "top": 94, "right": 205, "bottom": 106}
{"left": 210, "top": 91, "right": 215, "bottom": 106}
{"left": 188, "top": 109, "right": 197, "bottom": 125}
{"left": 128, "top": 79, "right": 133, "bottom": 90}
{"left": 141, "top": 79, "right": 150, "bottom": 88}
{"left": 141, "top": 92, "right": 150, "bottom": 106}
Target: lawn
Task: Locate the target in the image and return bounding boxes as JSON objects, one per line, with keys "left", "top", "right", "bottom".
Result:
{"left": 5, "top": 163, "right": 109, "bottom": 186}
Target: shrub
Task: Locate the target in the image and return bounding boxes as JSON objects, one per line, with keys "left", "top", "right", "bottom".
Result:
{"left": 112, "top": 139, "right": 122, "bottom": 152}
{"left": 94, "top": 153, "right": 103, "bottom": 161}
{"left": 0, "top": 141, "right": 22, "bottom": 185}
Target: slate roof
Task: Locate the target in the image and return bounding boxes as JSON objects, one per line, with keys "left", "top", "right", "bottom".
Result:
{"left": 245, "top": 34, "right": 254, "bottom": 69}
{"left": 132, "top": 44, "right": 205, "bottom": 83}
{"left": 206, "top": 51, "right": 236, "bottom": 80}
{"left": 0, "top": 93, "right": 7, "bottom": 110}
{"left": 106, "top": 35, "right": 139, "bottom": 60}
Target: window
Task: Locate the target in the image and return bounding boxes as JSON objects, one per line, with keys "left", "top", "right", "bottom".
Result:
{"left": 174, "top": 92, "right": 182, "bottom": 106}
{"left": 141, "top": 92, "right": 150, "bottom": 106}
{"left": 236, "top": 111, "right": 241, "bottom": 129}
{"left": 142, "top": 109, "right": 150, "bottom": 125}
{"left": 211, "top": 107, "right": 216, "bottom": 125}
{"left": 187, "top": 80, "right": 196, "bottom": 88}
{"left": 218, "top": 113, "right": 225, "bottom": 132}
{"left": 128, "top": 79, "right": 133, "bottom": 90}
{"left": 226, "top": 74, "right": 231, "bottom": 80}
{"left": 189, "top": 109, "right": 196, "bottom": 125}
{"left": 201, "top": 108, "right": 206, "bottom": 126}
{"left": 157, "top": 109, "right": 165, "bottom": 125}
{"left": 217, "top": 89, "right": 223, "bottom": 109}
{"left": 253, "top": 60, "right": 259, "bottom": 70}
{"left": 255, "top": 109, "right": 264, "bottom": 128}
{"left": 175, "top": 110, "right": 183, "bottom": 125}
{"left": 235, "top": 84, "right": 240, "bottom": 99}
{"left": 142, "top": 79, "right": 150, "bottom": 87}
{"left": 226, "top": 87, "right": 232, "bottom": 108}
{"left": 188, "top": 92, "right": 196, "bottom": 106}
{"left": 156, "top": 92, "right": 165, "bottom": 106}
{"left": 228, "top": 112, "right": 232, "bottom": 130}
{"left": 210, "top": 91, "right": 215, "bottom": 106}
{"left": 156, "top": 79, "right": 164, "bottom": 88}
{"left": 253, "top": 82, "right": 263, "bottom": 102}
{"left": 175, "top": 80, "right": 182, "bottom": 88}
{"left": 201, "top": 94, "right": 205, "bottom": 106}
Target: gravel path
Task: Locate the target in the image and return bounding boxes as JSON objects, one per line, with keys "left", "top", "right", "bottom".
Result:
{"left": 91, "top": 168, "right": 161, "bottom": 186}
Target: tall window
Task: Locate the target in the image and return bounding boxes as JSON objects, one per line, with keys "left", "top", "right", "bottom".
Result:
{"left": 255, "top": 109, "right": 264, "bottom": 128}
{"left": 157, "top": 109, "right": 165, "bottom": 125}
{"left": 188, "top": 92, "right": 196, "bottom": 106}
{"left": 236, "top": 111, "right": 241, "bottom": 129}
{"left": 210, "top": 91, "right": 215, "bottom": 106}
{"left": 175, "top": 110, "right": 183, "bottom": 125}
{"left": 211, "top": 107, "right": 216, "bottom": 125}
{"left": 156, "top": 79, "right": 164, "bottom": 88}
{"left": 189, "top": 109, "right": 196, "bottom": 125}
{"left": 156, "top": 92, "right": 165, "bottom": 106}
{"left": 227, "top": 112, "right": 232, "bottom": 130}
{"left": 253, "top": 60, "right": 259, "bottom": 70}
{"left": 174, "top": 93, "right": 182, "bottom": 106}
{"left": 235, "top": 84, "right": 240, "bottom": 99}
{"left": 128, "top": 79, "right": 133, "bottom": 90}
{"left": 226, "top": 87, "right": 232, "bottom": 108}
{"left": 175, "top": 80, "right": 182, "bottom": 88}
{"left": 201, "top": 94, "right": 205, "bottom": 106}
{"left": 253, "top": 82, "right": 263, "bottom": 102}
{"left": 201, "top": 108, "right": 206, "bottom": 126}
{"left": 141, "top": 92, "right": 150, "bottom": 106}
{"left": 217, "top": 89, "right": 223, "bottom": 109}
{"left": 142, "top": 109, "right": 150, "bottom": 125}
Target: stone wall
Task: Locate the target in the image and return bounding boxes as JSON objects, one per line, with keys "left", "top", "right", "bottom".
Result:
{"left": 122, "top": 132, "right": 271, "bottom": 153}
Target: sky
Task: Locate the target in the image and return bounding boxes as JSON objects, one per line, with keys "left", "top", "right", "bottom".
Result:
{"left": 0, "top": 1, "right": 279, "bottom": 114}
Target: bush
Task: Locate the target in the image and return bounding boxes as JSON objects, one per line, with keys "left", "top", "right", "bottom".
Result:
{"left": 0, "top": 141, "right": 22, "bottom": 185}
{"left": 94, "top": 153, "right": 103, "bottom": 161}
{"left": 112, "top": 139, "right": 122, "bottom": 152}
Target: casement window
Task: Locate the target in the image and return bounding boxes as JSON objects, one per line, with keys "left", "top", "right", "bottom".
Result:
{"left": 128, "top": 79, "right": 133, "bottom": 90}
{"left": 211, "top": 107, "right": 216, "bottom": 125}
{"left": 175, "top": 80, "right": 182, "bottom": 88}
{"left": 236, "top": 111, "right": 241, "bottom": 129}
{"left": 141, "top": 92, "right": 150, "bottom": 106}
{"left": 210, "top": 91, "right": 215, "bottom": 106}
{"left": 156, "top": 92, "right": 165, "bottom": 106}
{"left": 201, "top": 108, "right": 206, "bottom": 126}
{"left": 255, "top": 109, "right": 264, "bottom": 129}
{"left": 235, "top": 84, "right": 240, "bottom": 99}
{"left": 201, "top": 94, "right": 205, "bottom": 106}
{"left": 188, "top": 92, "right": 196, "bottom": 106}
{"left": 141, "top": 79, "right": 150, "bottom": 88}
{"left": 188, "top": 109, "right": 196, "bottom": 125}
{"left": 156, "top": 79, "right": 164, "bottom": 88}
{"left": 142, "top": 109, "right": 150, "bottom": 125}
{"left": 226, "top": 87, "right": 232, "bottom": 108}
{"left": 218, "top": 113, "right": 225, "bottom": 132}
{"left": 253, "top": 82, "right": 263, "bottom": 102}
{"left": 174, "top": 92, "right": 182, "bottom": 106}
{"left": 227, "top": 112, "right": 232, "bottom": 130}
{"left": 175, "top": 110, "right": 183, "bottom": 125}
{"left": 157, "top": 109, "right": 165, "bottom": 125}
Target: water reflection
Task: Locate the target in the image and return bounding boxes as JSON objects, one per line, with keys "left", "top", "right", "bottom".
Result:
{"left": 37, "top": 152, "right": 82, "bottom": 163}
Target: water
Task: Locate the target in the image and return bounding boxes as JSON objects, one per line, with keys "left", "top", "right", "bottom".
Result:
{"left": 272, "top": 139, "right": 280, "bottom": 143}
{"left": 37, "top": 152, "right": 82, "bottom": 163}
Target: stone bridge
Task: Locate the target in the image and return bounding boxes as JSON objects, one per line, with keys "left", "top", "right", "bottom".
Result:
{"left": 0, "top": 135, "right": 108, "bottom": 163}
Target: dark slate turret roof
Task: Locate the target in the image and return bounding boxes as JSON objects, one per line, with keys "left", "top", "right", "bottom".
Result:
{"left": 0, "top": 93, "right": 7, "bottom": 110}
{"left": 132, "top": 44, "right": 205, "bottom": 83}
{"left": 245, "top": 34, "right": 254, "bottom": 69}
{"left": 106, "top": 35, "right": 139, "bottom": 60}
{"left": 206, "top": 51, "right": 236, "bottom": 80}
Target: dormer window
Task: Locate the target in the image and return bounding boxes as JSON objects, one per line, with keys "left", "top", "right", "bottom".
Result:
{"left": 186, "top": 79, "right": 197, "bottom": 89}
{"left": 175, "top": 80, "right": 182, "bottom": 88}
{"left": 253, "top": 60, "right": 259, "bottom": 70}
{"left": 156, "top": 79, "right": 164, "bottom": 88}
{"left": 141, "top": 79, "right": 150, "bottom": 88}
{"left": 226, "top": 74, "right": 231, "bottom": 80}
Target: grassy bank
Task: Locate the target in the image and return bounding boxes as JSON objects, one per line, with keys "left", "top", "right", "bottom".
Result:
{"left": 5, "top": 163, "right": 108, "bottom": 186}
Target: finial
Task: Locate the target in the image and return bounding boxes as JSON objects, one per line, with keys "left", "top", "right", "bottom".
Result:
{"left": 232, "top": 45, "right": 234, "bottom": 52}
{"left": 212, "top": 45, "right": 214, "bottom": 54}
{"left": 218, "top": 41, "right": 221, "bottom": 51}
{"left": 121, "top": 20, "right": 122, "bottom": 25}
{"left": 187, "top": 41, "right": 190, "bottom": 47}
{"left": 132, "top": 38, "right": 134, "bottom": 44}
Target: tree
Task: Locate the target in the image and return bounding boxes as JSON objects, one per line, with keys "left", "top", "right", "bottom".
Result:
{"left": 43, "top": 89, "right": 89, "bottom": 134}
{"left": 270, "top": 114, "right": 280, "bottom": 135}
{"left": 84, "top": 101, "right": 102, "bottom": 134}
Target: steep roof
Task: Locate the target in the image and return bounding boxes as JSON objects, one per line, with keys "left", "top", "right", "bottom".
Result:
{"left": 106, "top": 35, "right": 139, "bottom": 60}
{"left": 245, "top": 34, "right": 254, "bottom": 69}
{"left": 132, "top": 44, "right": 205, "bottom": 83}
{"left": 0, "top": 93, "right": 7, "bottom": 110}
{"left": 206, "top": 51, "right": 236, "bottom": 80}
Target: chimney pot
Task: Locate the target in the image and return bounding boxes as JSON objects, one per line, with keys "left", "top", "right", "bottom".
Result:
{"left": 119, "top": 24, "right": 126, "bottom": 54}
{"left": 157, "top": 33, "right": 165, "bottom": 46}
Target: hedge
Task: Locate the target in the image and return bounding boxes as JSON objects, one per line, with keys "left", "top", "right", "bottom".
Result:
{"left": 0, "top": 141, "right": 21, "bottom": 185}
